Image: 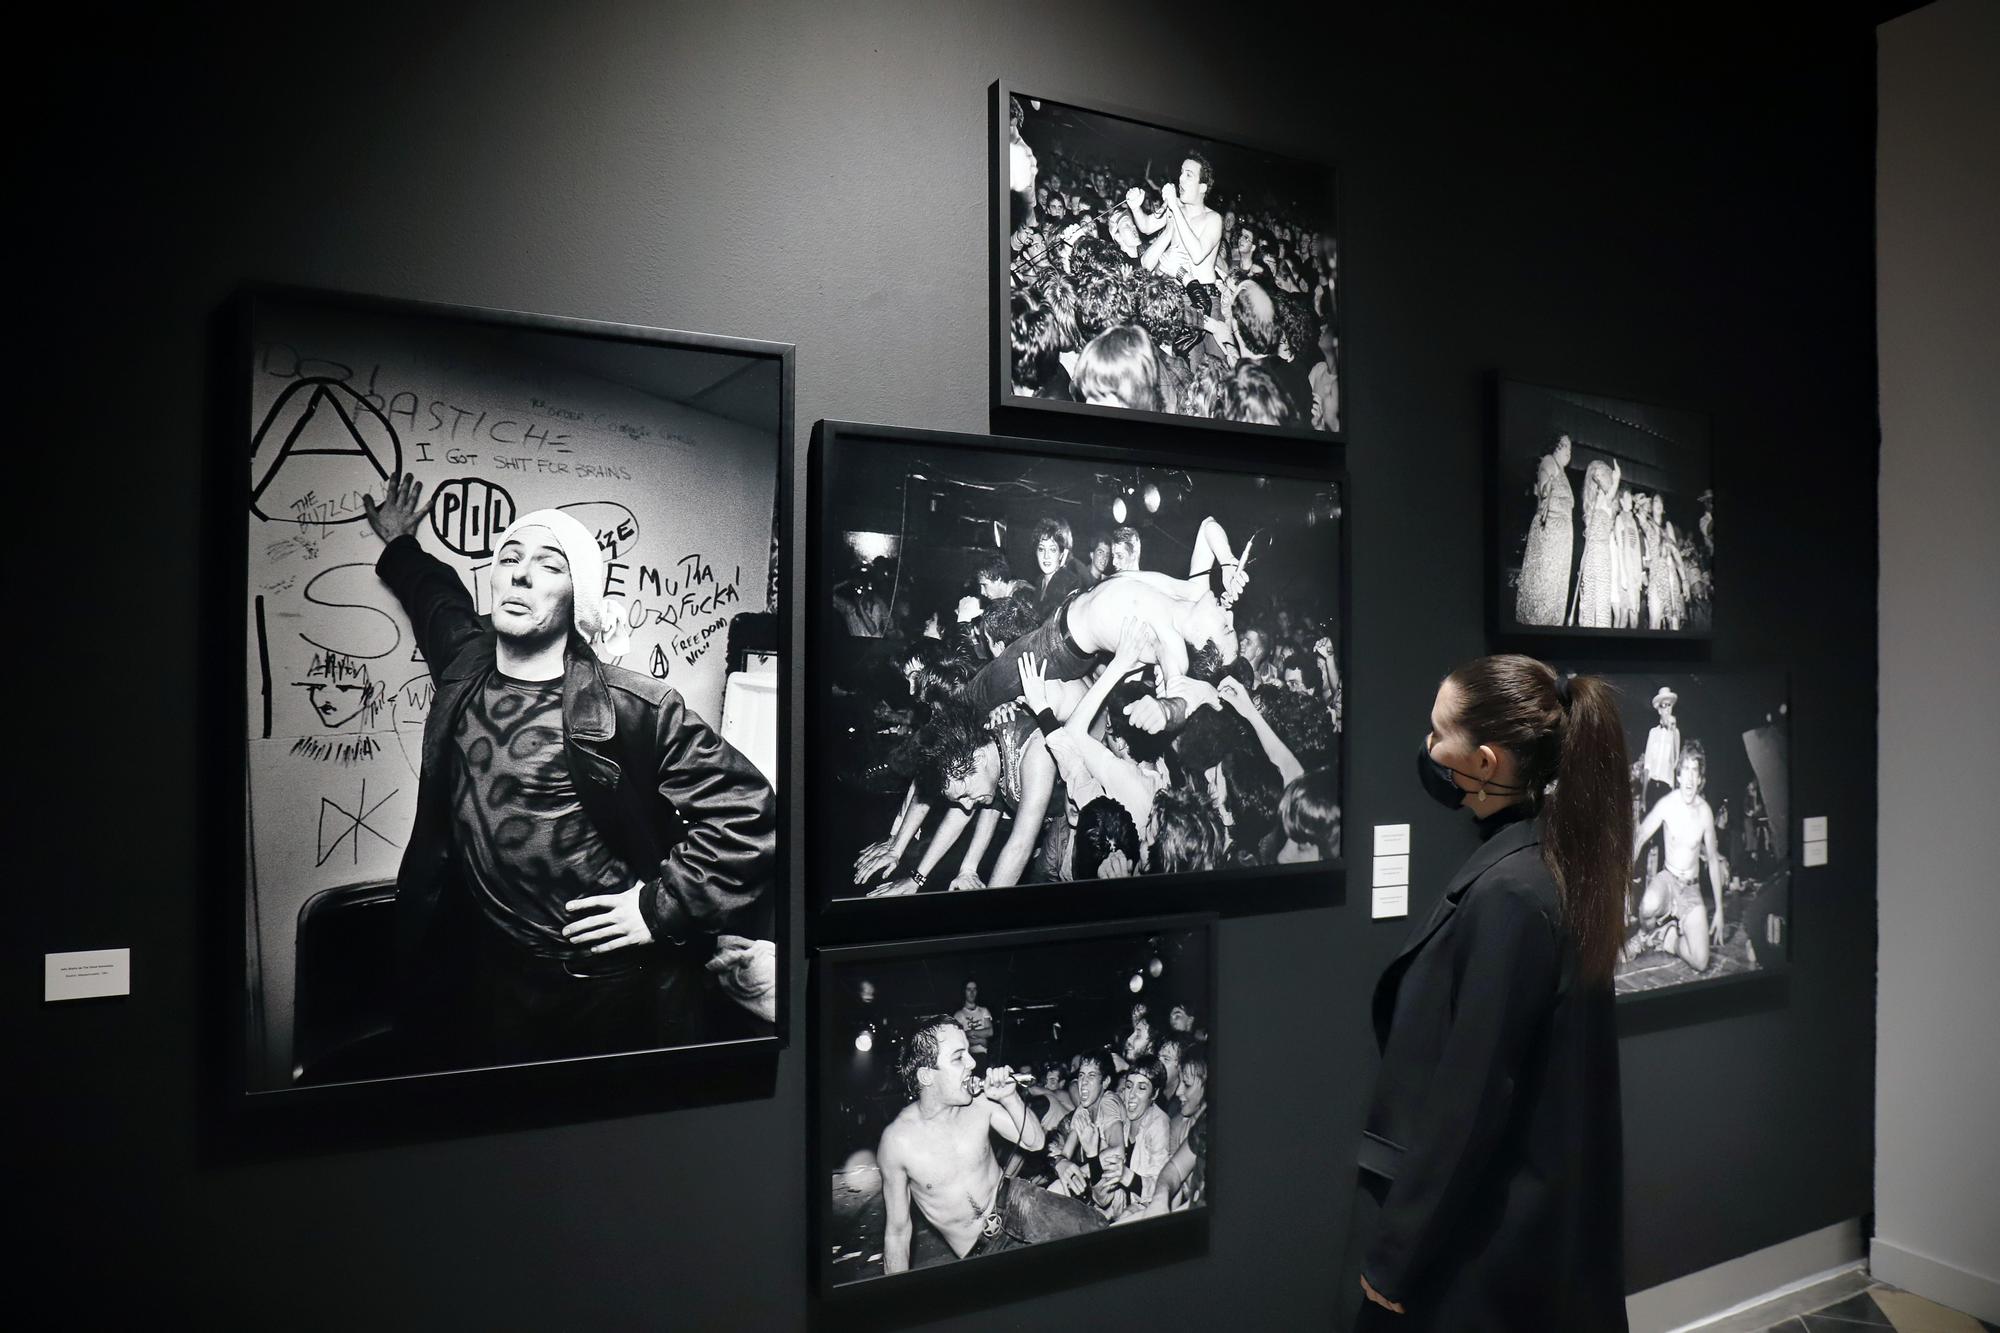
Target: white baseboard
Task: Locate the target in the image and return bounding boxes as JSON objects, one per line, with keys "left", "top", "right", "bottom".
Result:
{"left": 1625, "top": 1219, "right": 1867, "bottom": 1333}
{"left": 1871, "top": 1236, "right": 2000, "bottom": 1324}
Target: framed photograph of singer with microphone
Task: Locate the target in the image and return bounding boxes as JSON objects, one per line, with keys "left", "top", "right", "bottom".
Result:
{"left": 814, "top": 915, "right": 1215, "bottom": 1298}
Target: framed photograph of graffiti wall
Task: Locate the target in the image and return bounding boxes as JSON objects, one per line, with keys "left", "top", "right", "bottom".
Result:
{"left": 232, "top": 285, "right": 793, "bottom": 1099}
{"left": 992, "top": 81, "right": 1342, "bottom": 444}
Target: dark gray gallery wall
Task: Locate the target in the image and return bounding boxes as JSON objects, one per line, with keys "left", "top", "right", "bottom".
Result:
{"left": 25, "top": 2, "right": 1881, "bottom": 1326}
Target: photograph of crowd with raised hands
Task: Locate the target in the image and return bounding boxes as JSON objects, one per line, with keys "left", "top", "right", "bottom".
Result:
{"left": 1495, "top": 379, "right": 1714, "bottom": 638}
{"left": 820, "top": 921, "right": 1212, "bottom": 1289}
{"left": 998, "top": 86, "right": 1340, "bottom": 438}
{"left": 813, "top": 426, "right": 1343, "bottom": 912}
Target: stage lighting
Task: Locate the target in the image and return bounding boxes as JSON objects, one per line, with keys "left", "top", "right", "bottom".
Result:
{"left": 1142, "top": 483, "right": 1161, "bottom": 513}
{"left": 1129, "top": 973, "right": 1145, "bottom": 993}
{"left": 1112, "top": 496, "right": 1128, "bottom": 524}
{"left": 1147, "top": 957, "right": 1164, "bottom": 978}
{"left": 855, "top": 1030, "right": 873, "bottom": 1053}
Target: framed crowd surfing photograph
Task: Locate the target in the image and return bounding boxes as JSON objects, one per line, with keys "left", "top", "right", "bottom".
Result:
{"left": 992, "top": 81, "right": 1342, "bottom": 443}
{"left": 1585, "top": 669, "right": 1793, "bottom": 999}
{"left": 234, "top": 285, "right": 792, "bottom": 1097}
{"left": 1492, "top": 378, "right": 1714, "bottom": 640}
{"left": 816, "top": 916, "right": 1214, "bottom": 1295}
{"left": 809, "top": 421, "right": 1346, "bottom": 938}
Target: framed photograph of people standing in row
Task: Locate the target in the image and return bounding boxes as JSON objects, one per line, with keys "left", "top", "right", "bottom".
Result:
{"left": 809, "top": 421, "right": 1345, "bottom": 941}
{"left": 1491, "top": 377, "right": 1714, "bottom": 641}
{"left": 992, "top": 81, "right": 1342, "bottom": 444}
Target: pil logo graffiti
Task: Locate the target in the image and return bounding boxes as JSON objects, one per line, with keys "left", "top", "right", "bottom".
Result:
{"left": 427, "top": 477, "right": 517, "bottom": 558}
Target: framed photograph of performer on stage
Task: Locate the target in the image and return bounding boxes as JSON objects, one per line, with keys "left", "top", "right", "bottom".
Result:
{"left": 809, "top": 421, "right": 1345, "bottom": 940}
{"left": 1581, "top": 669, "right": 1792, "bottom": 999}
{"left": 229, "top": 285, "right": 793, "bottom": 1101}
{"left": 815, "top": 915, "right": 1215, "bottom": 1297}
{"left": 1491, "top": 377, "right": 1714, "bottom": 640}
{"left": 991, "top": 81, "right": 1342, "bottom": 443}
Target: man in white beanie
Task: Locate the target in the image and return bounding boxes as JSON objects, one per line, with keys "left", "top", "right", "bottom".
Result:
{"left": 362, "top": 474, "right": 776, "bottom": 1069}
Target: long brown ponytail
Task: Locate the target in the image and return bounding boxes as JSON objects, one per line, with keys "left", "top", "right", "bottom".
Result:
{"left": 1445, "top": 655, "right": 1631, "bottom": 986}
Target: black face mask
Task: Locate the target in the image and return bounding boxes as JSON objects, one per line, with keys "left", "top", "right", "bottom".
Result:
{"left": 1416, "top": 739, "right": 1526, "bottom": 812}
{"left": 1416, "top": 741, "right": 1471, "bottom": 811}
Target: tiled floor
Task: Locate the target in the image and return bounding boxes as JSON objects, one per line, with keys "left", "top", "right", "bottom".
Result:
{"left": 1729, "top": 1273, "right": 1997, "bottom": 1333}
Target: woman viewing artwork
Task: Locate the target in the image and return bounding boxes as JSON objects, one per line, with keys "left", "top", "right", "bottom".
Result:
{"left": 1513, "top": 435, "right": 1574, "bottom": 627}
{"left": 1342, "top": 655, "right": 1629, "bottom": 1330}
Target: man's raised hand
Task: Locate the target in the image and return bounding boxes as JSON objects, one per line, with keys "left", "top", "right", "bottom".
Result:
{"left": 1109, "top": 616, "right": 1153, "bottom": 675}
{"left": 1016, "top": 652, "right": 1052, "bottom": 714}
{"left": 361, "top": 472, "right": 425, "bottom": 545}
{"left": 982, "top": 1065, "right": 1024, "bottom": 1106}
{"left": 1123, "top": 695, "right": 1169, "bottom": 734}
{"left": 1216, "top": 675, "right": 1256, "bottom": 717}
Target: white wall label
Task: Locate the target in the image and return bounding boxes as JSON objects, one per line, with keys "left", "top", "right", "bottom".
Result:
{"left": 1371, "top": 882, "right": 1409, "bottom": 919}
{"left": 1371, "top": 854, "right": 1411, "bottom": 887}
{"left": 1803, "top": 840, "right": 1829, "bottom": 867}
{"left": 1373, "top": 823, "right": 1411, "bottom": 856}
{"left": 45, "top": 948, "right": 131, "bottom": 1002}
{"left": 1803, "top": 816, "right": 1828, "bottom": 841}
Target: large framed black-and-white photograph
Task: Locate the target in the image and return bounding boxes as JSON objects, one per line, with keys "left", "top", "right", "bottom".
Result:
{"left": 816, "top": 916, "right": 1214, "bottom": 1296}
{"left": 1493, "top": 379, "right": 1714, "bottom": 640}
{"left": 233, "top": 286, "right": 792, "bottom": 1098}
{"left": 810, "top": 421, "right": 1345, "bottom": 938}
{"left": 1588, "top": 670, "right": 1791, "bottom": 998}
{"left": 992, "top": 81, "right": 1342, "bottom": 443}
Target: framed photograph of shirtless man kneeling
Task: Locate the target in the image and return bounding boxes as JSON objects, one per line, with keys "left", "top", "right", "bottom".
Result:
{"left": 815, "top": 916, "right": 1214, "bottom": 1295}
{"left": 810, "top": 422, "right": 1345, "bottom": 938}
{"left": 1587, "top": 670, "right": 1792, "bottom": 999}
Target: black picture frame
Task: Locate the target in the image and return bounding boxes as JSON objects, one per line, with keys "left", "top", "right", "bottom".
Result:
{"left": 813, "top": 913, "right": 1217, "bottom": 1301}
{"left": 808, "top": 420, "right": 1347, "bottom": 944}
{"left": 1562, "top": 666, "right": 1794, "bottom": 1003}
{"left": 1489, "top": 376, "right": 1715, "bottom": 642}
{"left": 991, "top": 79, "right": 1344, "bottom": 445}
{"left": 226, "top": 284, "right": 795, "bottom": 1104}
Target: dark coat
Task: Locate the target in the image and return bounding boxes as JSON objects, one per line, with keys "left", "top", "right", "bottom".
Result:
{"left": 1345, "top": 814, "right": 1626, "bottom": 1332}
{"left": 1033, "top": 563, "right": 1082, "bottom": 622}
{"left": 375, "top": 535, "right": 776, "bottom": 997}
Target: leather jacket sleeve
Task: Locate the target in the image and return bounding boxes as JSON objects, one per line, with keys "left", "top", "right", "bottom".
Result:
{"left": 374, "top": 534, "right": 486, "bottom": 676}
{"left": 635, "top": 693, "right": 776, "bottom": 941}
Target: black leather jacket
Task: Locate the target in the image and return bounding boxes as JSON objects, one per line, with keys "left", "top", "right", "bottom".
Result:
{"left": 375, "top": 534, "right": 776, "bottom": 974}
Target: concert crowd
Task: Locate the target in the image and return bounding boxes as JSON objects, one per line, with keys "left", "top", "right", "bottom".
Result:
{"left": 1006, "top": 96, "right": 1340, "bottom": 433}
{"left": 830, "top": 503, "right": 1341, "bottom": 898}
